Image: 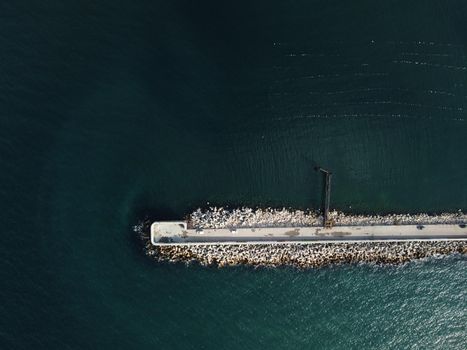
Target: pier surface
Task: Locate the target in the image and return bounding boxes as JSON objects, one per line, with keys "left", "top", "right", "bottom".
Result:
{"left": 151, "top": 221, "right": 467, "bottom": 245}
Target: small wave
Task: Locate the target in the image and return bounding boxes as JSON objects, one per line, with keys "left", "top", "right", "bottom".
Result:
{"left": 271, "top": 113, "right": 464, "bottom": 123}
{"left": 288, "top": 100, "right": 465, "bottom": 112}
{"left": 270, "top": 87, "right": 461, "bottom": 99}
{"left": 273, "top": 113, "right": 418, "bottom": 121}
{"left": 399, "top": 52, "right": 460, "bottom": 58}
{"left": 393, "top": 60, "right": 467, "bottom": 71}
{"left": 273, "top": 72, "right": 388, "bottom": 84}
{"left": 386, "top": 40, "right": 464, "bottom": 48}
{"left": 284, "top": 53, "right": 341, "bottom": 57}
{"left": 274, "top": 40, "right": 464, "bottom": 49}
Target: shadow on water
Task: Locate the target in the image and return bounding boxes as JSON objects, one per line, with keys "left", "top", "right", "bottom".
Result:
{"left": 312, "top": 163, "right": 330, "bottom": 216}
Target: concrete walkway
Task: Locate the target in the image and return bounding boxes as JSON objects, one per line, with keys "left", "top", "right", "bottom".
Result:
{"left": 151, "top": 221, "right": 467, "bottom": 245}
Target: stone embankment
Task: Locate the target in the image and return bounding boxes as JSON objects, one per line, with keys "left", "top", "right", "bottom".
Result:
{"left": 190, "top": 207, "right": 467, "bottom": 229}
{"left": 145, "top": 241, "right": 467, "bottom": 268}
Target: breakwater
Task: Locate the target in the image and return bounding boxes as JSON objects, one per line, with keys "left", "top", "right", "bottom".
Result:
{"left": 135, "top": 208, "right": 467, "bottom": 268}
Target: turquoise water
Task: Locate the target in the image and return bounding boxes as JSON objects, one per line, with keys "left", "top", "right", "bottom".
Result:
{"left": 1, "top": 1, "right": 466, "bottom": 348}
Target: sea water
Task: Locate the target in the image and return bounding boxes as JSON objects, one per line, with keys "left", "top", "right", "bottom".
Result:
{"left": 0, "top": 1, "right": 466, "bottom": 349}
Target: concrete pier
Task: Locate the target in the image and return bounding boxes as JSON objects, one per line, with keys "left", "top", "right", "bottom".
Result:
{"left": 151, "top": 221, "right": 467, "bottom": 245}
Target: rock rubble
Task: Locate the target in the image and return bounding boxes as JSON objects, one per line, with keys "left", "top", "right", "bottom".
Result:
{"left": 146, "top": 241, "right": 466, "bottom": 268}
{"left": 189, "top": 207, "right": 467, "bottom": 229}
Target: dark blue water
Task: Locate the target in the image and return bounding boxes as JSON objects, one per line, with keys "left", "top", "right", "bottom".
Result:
{"left": 1, "top": 1, "right": 466, "bottom": 349}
